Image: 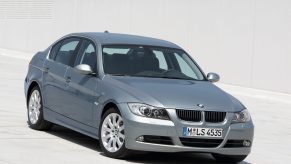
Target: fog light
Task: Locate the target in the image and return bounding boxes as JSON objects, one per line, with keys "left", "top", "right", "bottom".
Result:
{"left": 136, "top": 136, "right": 144, "bottom": 142}
{"left": 243, "top": 140, "right": 251, "bottom": 147}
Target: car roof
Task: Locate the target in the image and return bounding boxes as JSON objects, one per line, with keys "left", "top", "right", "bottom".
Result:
{"left": 67, "top": 32, "right": 181, "bottom": 49}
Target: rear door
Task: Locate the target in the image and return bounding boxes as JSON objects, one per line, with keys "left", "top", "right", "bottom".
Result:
{"left": 42, "top": 37, "right": 81, "bottom": 115}
{"left": 64, "top": 39, "right": 98, "bottom": 126}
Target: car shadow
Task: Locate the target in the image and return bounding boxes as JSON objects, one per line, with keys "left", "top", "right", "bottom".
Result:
{"left": 125, "top": 152, "right": 250, "bottom": 164}
{"left": 47, "top": 125, "right": 101, "bottom": 152}
{"left": 47, "top": 125, "right": 250, "bottom": 164}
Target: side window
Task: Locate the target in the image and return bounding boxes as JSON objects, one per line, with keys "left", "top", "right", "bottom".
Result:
{"left": 49, "top": 41, "right": 62, "bottom": 59}
{"left": 152, "top": 50, "right": 168, "bottom": 70}
{"left": 174, "top": 53, "right": 197, "bottom": 79}
{"left": 75, "top": 39, "right": 97, "bottom": 73}
{"left": 55, "top": 38, "right": 80, "bottom": 66}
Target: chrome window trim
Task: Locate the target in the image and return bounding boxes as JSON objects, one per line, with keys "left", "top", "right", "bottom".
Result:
{"left": 45, "top": 35, "right": 100, "bottom": 75}
{"left": 46, "top": 35, "right": 98, "bottom": 61}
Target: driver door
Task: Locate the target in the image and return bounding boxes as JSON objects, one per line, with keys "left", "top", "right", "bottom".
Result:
{"left": 64, "top": 39, "right": 99, "bottom": 126}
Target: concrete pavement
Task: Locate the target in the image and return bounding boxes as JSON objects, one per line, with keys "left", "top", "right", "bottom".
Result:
{"left": 0, "top": 48, "right": 290, "bottom": 164}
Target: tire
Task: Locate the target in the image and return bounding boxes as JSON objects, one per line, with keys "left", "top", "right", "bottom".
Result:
{"left": 99, "top": 107, "right": 131, "bottom": 158}
{"left": 27, "top": 85, "right": 52, "bottom": 130}
{"left": 212, "top": 154, "right": 247, "bottom": 163}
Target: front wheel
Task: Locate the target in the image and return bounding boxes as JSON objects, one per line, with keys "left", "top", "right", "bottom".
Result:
{"left": 212, "top": 154, "right": 247, "bottom": 163}
{"left": 99, "top": 107, "right": 131, "bottom": 158}
{"left": 27, "top": 86, "right": 52, "bottom": 130}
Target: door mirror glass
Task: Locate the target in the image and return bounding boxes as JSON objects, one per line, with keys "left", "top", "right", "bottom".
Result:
{"left": 75, "top": 64, "right": 93, "bottom": 75}
{"left": 207, "top": 72, "right": 220, "bottom": 82}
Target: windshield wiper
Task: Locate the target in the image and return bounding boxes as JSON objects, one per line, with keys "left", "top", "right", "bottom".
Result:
{"left": 158, "top": 76, "right": 195, "bottom": 80}
{"left": 132, "top": 74, "right": 195, "bottom": 80}
{"left": 108, "top": 74, "right": 130, "bottom": 76}
{"left": 109, "top": 74, "right": 195, "bottom": 80}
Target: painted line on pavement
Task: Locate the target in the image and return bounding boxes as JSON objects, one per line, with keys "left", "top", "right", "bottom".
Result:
{"left": 0, "top": 53, "right": 30, "bottom": 60}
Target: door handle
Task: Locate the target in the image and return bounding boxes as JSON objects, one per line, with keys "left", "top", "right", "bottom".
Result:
{"left": 43, "top": 67, "right": 49, "bottom": 73}
{"left": 65, "top": 76, "right": 71, "bottom": 83}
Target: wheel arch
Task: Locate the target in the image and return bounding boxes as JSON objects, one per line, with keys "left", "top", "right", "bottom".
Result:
{"left": 26, "top": 80, "right": 41, "bottom": 107}
{"left": 101, "top": 101, "right": 120, "bottom": 119}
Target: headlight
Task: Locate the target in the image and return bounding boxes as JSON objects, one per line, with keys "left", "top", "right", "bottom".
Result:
{"left": 232, "top": 109, "right": 251, "bottom": 123}
{"left": 128, "top": 103, "right": 170, "bottom": 120}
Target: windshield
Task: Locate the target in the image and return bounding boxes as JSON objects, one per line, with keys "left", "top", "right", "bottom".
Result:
{"left": 102, "top": 45, "right": 205, "bottom": 80}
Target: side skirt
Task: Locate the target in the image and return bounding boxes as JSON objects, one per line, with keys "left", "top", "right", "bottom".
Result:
{"left": 43, "top": 107, "right": 99, "bottom": 139}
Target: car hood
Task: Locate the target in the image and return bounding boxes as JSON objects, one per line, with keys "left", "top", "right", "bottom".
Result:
{"left": 107, "top": 76, "right": 245, "bottom": 112}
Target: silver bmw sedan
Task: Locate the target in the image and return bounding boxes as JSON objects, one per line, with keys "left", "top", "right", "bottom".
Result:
{"left": 24, "top": 32, "right": 254, "bottom": 163}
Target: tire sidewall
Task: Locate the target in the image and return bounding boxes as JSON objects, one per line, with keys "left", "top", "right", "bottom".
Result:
{"left": 99, "top": 107, "right": 128, "bottom": 158}
{"left": 27, "top": 86, "right": 45, "bottom": 128}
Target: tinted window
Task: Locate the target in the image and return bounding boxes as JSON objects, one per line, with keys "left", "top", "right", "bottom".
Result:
{"left": 55, "top": 38, "right": 80, "bottom": 66}
{"left": 174, "top": 53, "right": 197, "bottom": 79}
{"left": 103, "top": 47, "right": 129, "bottom": 55}
{"left": 102, "top": 45, "right": 205, "bottom": 80}
{"left": 75, "top": 39, "right": 97, "bottom": 73}
{"left": 49, "top": 41, "right": 62, "bottom": 59}
{"left": 153, "top": 50, "right": 168, "bottom": 70}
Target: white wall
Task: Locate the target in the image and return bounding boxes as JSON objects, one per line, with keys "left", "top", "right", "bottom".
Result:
{"left": 0, "top": 0, "right": 290, "bottom": 93}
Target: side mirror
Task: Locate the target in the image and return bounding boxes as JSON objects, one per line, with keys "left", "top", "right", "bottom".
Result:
{"left": 207, "top": 72, "right": 220, "bottom": 83}
{"left": 75, "top": 64, "right": 93, "bottom": 75}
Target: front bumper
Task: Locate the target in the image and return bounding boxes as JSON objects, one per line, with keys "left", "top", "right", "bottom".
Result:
{"left": 119, "top": 103, "right": 254, "bottom": 155}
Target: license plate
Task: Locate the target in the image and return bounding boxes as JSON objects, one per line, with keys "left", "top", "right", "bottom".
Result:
{"left": 182, "top": 127, "right": 222, "bottom": 137}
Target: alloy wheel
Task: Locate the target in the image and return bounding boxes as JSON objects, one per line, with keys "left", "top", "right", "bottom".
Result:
{"left": 101, "top": 113, "right": 125, "bottom": 152}
{"left": 28, "top": 90, "right": 41, "bottom": 124}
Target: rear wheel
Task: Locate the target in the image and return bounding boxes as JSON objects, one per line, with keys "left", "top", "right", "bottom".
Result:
{"left": 27, "top": 86, "right": 52, "bottom": 130}
{"left": 99, "top": 107, "right": 131, "bottom": 158}
{"left": 212, "top": 154, "right": 247, "bottom": 163}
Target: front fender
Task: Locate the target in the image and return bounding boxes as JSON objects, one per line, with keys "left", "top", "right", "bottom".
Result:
{"left": 93, "top": 79, "right": 141, "bottom": 130}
